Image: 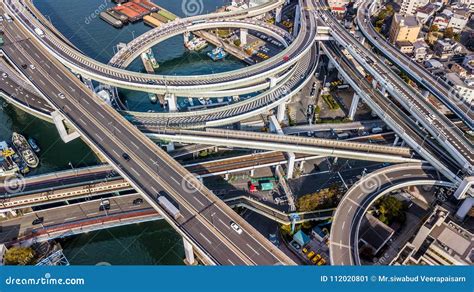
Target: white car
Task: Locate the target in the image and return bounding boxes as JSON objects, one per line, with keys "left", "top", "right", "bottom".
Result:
{"left": 58, "top": 92, "right": 66, "bottom": 99}
{"left": 29, "top": 64, "right": 36, "bottom": 70}
{"left": 230, "top": 222, "right": 242, "bottom": 234}
{"left": 2, "top": 72, "right": 7, "bottom": 78}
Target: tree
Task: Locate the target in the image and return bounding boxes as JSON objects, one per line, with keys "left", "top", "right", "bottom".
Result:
{"left": 429, "top": 25, "right": 439, "bottom": 32}
{"left": 444, "top": 27, "right": 455, "bottom": 39}
{"left": 374, "top": 196, "right": 406, "bottom": 225}
{"left": 4, "top": 247, "right": 35, "bottom": 265}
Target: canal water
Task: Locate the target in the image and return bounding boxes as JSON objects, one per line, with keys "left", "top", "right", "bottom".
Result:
{"left": 0, "top": 0, "right": 239, "bottom": 264}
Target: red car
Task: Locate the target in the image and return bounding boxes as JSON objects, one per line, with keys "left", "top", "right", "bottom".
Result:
{"left": 283, "top": 55, "right": 289, "bottom": 62}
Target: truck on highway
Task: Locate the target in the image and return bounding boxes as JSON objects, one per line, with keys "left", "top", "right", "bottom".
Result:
{"left": 371, "top": 127, "right": 383, "bottom": 134}
{"left": 34, "top": 27, "right": 45, "bottom": 38}
{"left": 158, "top": 195, "right": 182, "bottom": 220}
{"left": 0, "top": 31, "right": 4, "bottom": 47}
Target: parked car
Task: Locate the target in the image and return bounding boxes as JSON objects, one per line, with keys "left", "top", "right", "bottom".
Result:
{"left": 99, "top": 199, "right": 111, "bottom": 211}
{"left": 312, "top": 254, "right": 322, "bottom": 264}
{"left": 32, "top": 217, "right": 44, "bottom": 225}
{"left": 133, "top": 198, "right": 144, "bottom": 205}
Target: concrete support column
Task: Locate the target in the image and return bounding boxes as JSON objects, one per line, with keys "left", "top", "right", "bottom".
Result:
{"left": 286, "top": 153, "right": 296, "bottom": 179}
{"left": 277, "top": 103, "right": 286, "bottom": 122}
{"left": 348, "top": 93, "right": 360, "bottom": 120}
{"left": 456, "top": 197, "right": 474, "bottom": 220}
{"left": 51, "top": 111, "right": 80, "bottom": 143}
{"left": 400, "top": 140, "right": 406, "bottom": 147}
{"left": 299, "top": 160, "right": 305, "bottom": 171}
{"left": 372, "top": 79, "right": 378, "bottom": 89}
{"left": 183, "top": 237, "right": 196, "bottom": 265}
{"left": 268, "top": 77, "right": 277, "bottom": 89}
{"left": 166, "top": 142, "right": 175, "bottom": 152}
{"left": 327, "top": 59, "right": 335, "bottom": 70}
{"left": 422, "top": 90, "right": 430, "bottom": 100}
{"left": 183, "top": 32, "right": 191, "bottom": 44}
{"left": 393, "top": 135, "right": 400, "bottom": 146}
{"left": 292, "top": 5, "right": 301, "bottom": 38}
{"left": 381, "top": 86, "right": 388, "bottom": 97}
{"left": 453, "top": 177, "right": 474, "bottom": 200}
{"left": 250, "top": 169, "right": 255, "bottom": 177}
{"left": 166, "top": 93, "right": 177, "bottom": 112}
{"left": 240, "top": 28, "right": 248, "bottom": 46}
{"left": 275, "top": 6, "right": 282, "bottom": 23}
{"left": 224, "top": 173, "right": 229, "bottom": 181}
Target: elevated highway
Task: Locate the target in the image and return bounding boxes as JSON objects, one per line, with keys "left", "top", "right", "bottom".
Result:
{"left": 315, "top": 0, "right": 473, "bottom": 176}
{"left": 0, "top": 59, "right": 413, "bottom": 163}
{"left": 6, "top": 0, "right": 317, "bottom": 97}
{"left": 1, "top": 3, "right": 296, "bottom": 266}
{"left": 0, "top": 43, "right": 318, "bottom": 128}
{"left": 329, "top": 163, "right": 454, "bottom": 265}
{"left": 0, "top": 193, "right": 333, "bottom": 246}
{"left": 322, "top": 42, "right": 462, "bottom": 183}
{"left": 357, "top": 0, "right": 473, "bottom": 130}
{"left": 146, "top": 128, "right": 417, "bottom": 163}
{"left": 0, "top": 151, "right": 324, "bottom": 209}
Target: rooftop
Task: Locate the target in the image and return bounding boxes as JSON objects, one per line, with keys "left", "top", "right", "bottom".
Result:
{"left": 394, "top": 13, "right": 419, "bottom": 28}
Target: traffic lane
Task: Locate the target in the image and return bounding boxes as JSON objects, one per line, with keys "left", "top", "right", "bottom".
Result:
{"left": 330, "top": 167, "right": 439, "bottom": 265}
{"left": 5, "top": 14, "right": 286, "bottom": 264}
{"left": 326, "top": 10, "right": 473, "bottom": 165}
{"left": 8, "top": 1, "right": 298, "bottom": 88}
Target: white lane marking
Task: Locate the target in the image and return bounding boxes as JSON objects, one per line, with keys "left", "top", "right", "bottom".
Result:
{"left": 170, "top": 176, "right": 179, "bottom": 185}
{"left": 112, "top": 149, "right": 120, "bottom": 157}
{"left": 130, "top": 167, "right": 141, "bottom": 177}
{"left": 199, "top": 232, "right": 212, "bottom": 244}
{"left": 227, "top": 259, "right": 236, "bottom": 266}
{"left": 151, "top": 186, "right": 158, "bottom": 193}
{"left": 218, "top": 218, "right": 230, "bottom": 229}
{"left": 246, "top": 243, "right": 260, "bottom": 256}
{"left": 88, "top": 212, "right": 99, "bottom": 216}
{"left": 131, "top": 141, "right": 139, "bottom": 149}
{"left": 342, "top": 221, "right": 346, "bottom": 230}
{"left": 64, "top": 216, "right": 77, "bottom": 221}
{"left": 94, "top": 133, "right": 103, "bottom": 142}
{"left": 193, "top": 196, "right": 205, "bottom": 207}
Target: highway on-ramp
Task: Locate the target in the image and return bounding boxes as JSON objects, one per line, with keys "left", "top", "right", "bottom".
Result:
{"left": 329, "top": 163, "right": 452, "bottom": 265}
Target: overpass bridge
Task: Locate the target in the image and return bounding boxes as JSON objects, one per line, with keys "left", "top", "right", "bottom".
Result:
{"left": 314, "top": 0, "right": 474, "bottom": 177}
{"left": 0, "top": 151, "right": 326, "bottom": 210}
{"left": 357, "top": 0, "right": 473, "bottom": 131}
{"left": 0, "top": 43, "right": 318, "bottom": 128}
{"left": 0, "top": 193, "right": 334, "bottom": 247}
{"left": 6, "top": 0, "right": 317, "bottom": 97}
{"left": 0, "top": 50, "right": 415, "bottom": 163}
{"left": 329, "top": 163, "right": 454, "bottom": 265}
{"left": 1, "top": 2, "right": 299, "bottom": 266}
{"left": 322, "top": 42, "right": 463, "bottom": 184}
{"left": 145, "top": 128, "right": 417, "bottom": 163}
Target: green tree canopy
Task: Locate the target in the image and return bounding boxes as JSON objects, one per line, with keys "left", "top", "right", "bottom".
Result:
{"left": 4, "top": 247, "right": 35, "bottom": 265}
